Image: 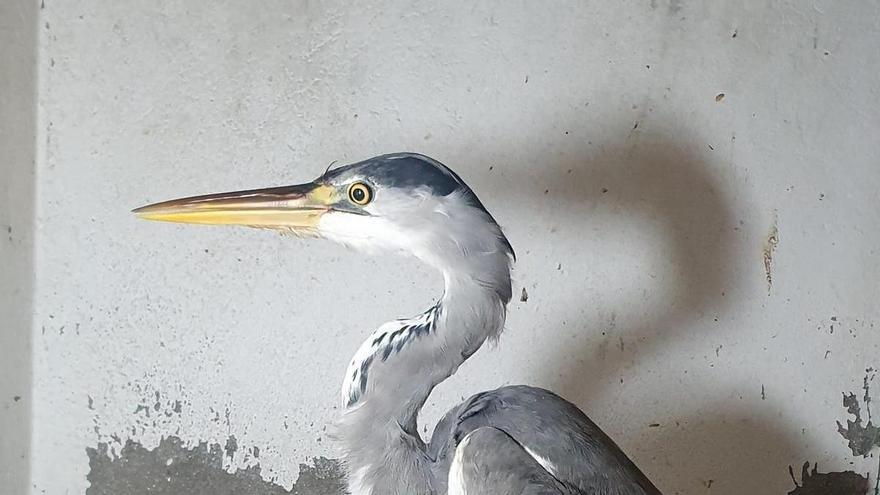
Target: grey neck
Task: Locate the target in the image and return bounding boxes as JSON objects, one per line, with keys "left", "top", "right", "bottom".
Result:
{"left": 392, "top": 273, "right": 506, "bottom": 428}
{"left": 336, "top": 255, "right": 510, "bottom": 494}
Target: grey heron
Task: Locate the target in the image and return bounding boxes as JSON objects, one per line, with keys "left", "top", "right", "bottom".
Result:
{"left": 134, "top": 153, "right": 663, "bottom": 495}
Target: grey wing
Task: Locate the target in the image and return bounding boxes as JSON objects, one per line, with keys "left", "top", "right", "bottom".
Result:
{"left": 448, "top": 427, "right": 580, "bottom": 495}
{"left": 429, "top": 385, "right": 662, "bottom": 495}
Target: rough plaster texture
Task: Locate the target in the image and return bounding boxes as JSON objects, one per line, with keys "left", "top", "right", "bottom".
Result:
{"left": 4, "top": 0, "right": 879, "bottom": 493}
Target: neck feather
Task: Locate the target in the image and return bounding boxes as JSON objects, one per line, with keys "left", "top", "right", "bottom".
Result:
{"left": 335, "top": 251, "right": 511, "bottom": 494}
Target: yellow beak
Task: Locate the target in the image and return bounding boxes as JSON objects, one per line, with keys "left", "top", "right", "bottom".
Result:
{"left": 132, "top": 182, "right": 338, "bottom": 233}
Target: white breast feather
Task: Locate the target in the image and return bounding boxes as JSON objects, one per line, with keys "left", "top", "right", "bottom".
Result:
{"left": 524, "top": 445, "right": 557, "bottom": 477}
{"left": 447, "top": 433, "right": 472, "bottom": 495}
{"left": 347, "top": 465, "right": 372, "bottom": 495}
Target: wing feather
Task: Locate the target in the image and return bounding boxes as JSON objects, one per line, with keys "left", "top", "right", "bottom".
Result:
{"left": 447, "top": 427, "right": 580, "bottom": 495}
{"left": 429, "top": 385, "right": 662, "bottom": 495}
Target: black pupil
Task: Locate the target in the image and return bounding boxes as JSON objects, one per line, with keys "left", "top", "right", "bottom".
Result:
{"left": 352, "top": 186, "right": 366, "bottom": 202}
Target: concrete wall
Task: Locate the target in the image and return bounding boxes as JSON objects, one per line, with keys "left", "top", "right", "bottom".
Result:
{"left": 10, "top": 0, "right": 880, "bottom": 493}
{"left": 0, "top": 1, "right": 38, "bottom": 494}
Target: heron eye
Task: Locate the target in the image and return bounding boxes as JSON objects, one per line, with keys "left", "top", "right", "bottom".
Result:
{"left": 348, "top": 182, "right": 372, "bottom": 206}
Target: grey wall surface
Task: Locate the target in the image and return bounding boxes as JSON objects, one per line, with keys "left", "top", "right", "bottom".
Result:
{"left": 0, "top": 1, "right": 38, "bottom": 494}
{"left": 5, "top": 0, "right": 880, "bottom": 494}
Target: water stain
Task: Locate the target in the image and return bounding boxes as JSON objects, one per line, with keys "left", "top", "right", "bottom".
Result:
{"left": 86, "top": 435, "right": 346, "bottom": 494}
{"left": 763, "top": 214, "right": 779, "bottom": 293}
{"left": 787, "top": 462, "right": 869, "bottom": 495}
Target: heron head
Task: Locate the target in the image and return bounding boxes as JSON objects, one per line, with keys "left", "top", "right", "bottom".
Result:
{"left": 134, "top": 153, "right": 514, "bottom": 278}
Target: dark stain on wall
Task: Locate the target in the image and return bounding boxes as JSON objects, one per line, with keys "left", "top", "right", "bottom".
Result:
{"left": 838, "top": 369, "right": 880, "bottom": 458}
{"left": 86, "top": 435, "right": 347, "bottom": 495}
{"left": 786, "top": 369, "right": 879, "bottom": 495}
{"left": 787, "top": 462, "right": 869, "bottom": 495}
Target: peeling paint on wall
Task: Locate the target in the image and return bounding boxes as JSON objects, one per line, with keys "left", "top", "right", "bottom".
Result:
{"left": 786, "top": 370, "right": 880, "bottom": 495}
{"left": 86, "top": 436, "right": 346, "bottom": 495}
{"left": 838, "top": 369, "right": 880, "bottom": 458}
{"left": 787, "top": 463, "right": 869, "bottom": 495}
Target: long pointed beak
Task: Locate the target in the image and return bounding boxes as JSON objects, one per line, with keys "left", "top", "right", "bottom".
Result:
{"left": 132, "top": 182, "right": 337, "bottom": 233}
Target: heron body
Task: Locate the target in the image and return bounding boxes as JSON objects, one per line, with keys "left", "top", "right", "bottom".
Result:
{"left": 135, "top": 153, "right": 662, "bottom": 495}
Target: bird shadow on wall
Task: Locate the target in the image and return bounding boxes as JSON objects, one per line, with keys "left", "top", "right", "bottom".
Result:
{"left": 485, "top": 123, "right": 836, "bottom": 495}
